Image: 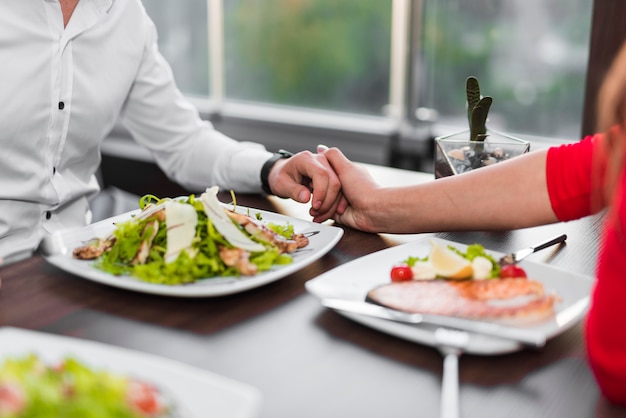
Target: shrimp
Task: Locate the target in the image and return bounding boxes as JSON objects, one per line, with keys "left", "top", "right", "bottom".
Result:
{"left": 225, "top": 210, "right": 308, "bottom": 253}
{"left": 218, "top": 246, "right": 258, "bottom": 276}
{"left": 72, "top": 237, "right": 115, "bottom": 260}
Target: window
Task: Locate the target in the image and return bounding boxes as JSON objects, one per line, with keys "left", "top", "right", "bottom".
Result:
{"left": 223, "top": 0, "right": 392, "bottom": 116}
{"left": 415, "top": 0, "right": 592, "bottom": 141}
{"left": 142, "top": 0, "right": 209, "bottom": 96}
{"left": 138, "top": 0, "right": 593, "bottom": 166}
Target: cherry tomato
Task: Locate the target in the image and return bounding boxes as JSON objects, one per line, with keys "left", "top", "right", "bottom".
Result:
{"left": 127, "top": 380, "right": 163, "bottom": 415}
{"left": 500, "top": 264, "right": 527, "bottom": 279}
{"left": 390, "top": 264, "right": 414, "bottom": 282}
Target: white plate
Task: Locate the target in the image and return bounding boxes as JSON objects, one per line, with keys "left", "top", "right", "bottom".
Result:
{"left": 43, "top": 205, "right": 343, "bottom": 297}
{"left": 306, "top": 237, "right": 594, "bottom": 355}
{"left": 0, "top": 327, "right": 261, "bottom": 418}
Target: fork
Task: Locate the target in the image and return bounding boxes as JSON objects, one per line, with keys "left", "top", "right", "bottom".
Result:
{"left": 499, "top": 234, "right": 567, "bottom": 266}
{"left": 435, "top": 328, "right": 470, "bottom": 418}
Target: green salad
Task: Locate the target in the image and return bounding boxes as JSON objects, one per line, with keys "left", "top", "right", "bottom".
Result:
{"left": 73, "top": 187, "right": 308, "bottom": 285}
{"left": 0, "top": 354, "right": 169, "bottom": 418}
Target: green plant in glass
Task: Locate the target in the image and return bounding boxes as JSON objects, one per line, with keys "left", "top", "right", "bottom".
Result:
{"left": 466, "top": 76, "right": 492, "bottom": 142}
{"left": 434, "top": 76, "right": 529, "bottom": 178}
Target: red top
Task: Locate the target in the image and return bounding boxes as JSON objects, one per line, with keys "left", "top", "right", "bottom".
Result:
{"left": 546, "top": 134, "right": 626, "bottom": 405}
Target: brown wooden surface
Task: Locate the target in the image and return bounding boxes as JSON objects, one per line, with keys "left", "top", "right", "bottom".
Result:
{"left": 0, "top": 165, "right": 624, "bottom": 418}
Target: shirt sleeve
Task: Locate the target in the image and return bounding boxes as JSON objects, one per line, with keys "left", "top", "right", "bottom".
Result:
{"left": 545, "top": 134, "right": 606, "bottom": 221}
{"left": 119, "top": 11, "right": 271, "bottom": 193}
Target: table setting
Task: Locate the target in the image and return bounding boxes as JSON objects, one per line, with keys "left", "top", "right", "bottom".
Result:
{"left": 0, "top": 164, "right": 622, "bottom": 418}
{"left": 306, "top": 234, "right": 592, "bottom": 418}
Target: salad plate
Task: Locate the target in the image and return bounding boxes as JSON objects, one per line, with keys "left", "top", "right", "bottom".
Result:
{"left": 42, "top": 204, "right": 343, "bottom": 297}
{"left": 0, "top": 327, "right": 262, "bottom": 417}
{"left": 305, "top": 236, "right": 594, "bottom": 355}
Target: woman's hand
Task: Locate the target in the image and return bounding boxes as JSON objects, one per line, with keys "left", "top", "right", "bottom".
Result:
{"left": 318, "top": 147, "right": 384, "bottom": 231}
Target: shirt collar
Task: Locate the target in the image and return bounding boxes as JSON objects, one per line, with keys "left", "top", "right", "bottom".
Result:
{"left": 42, "top": 0, "right": 114, "bottom": 13}
{"left": 93, "top": 0, "right": 114, "bottom": 14}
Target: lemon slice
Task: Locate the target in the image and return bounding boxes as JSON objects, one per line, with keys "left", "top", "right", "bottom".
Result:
{"left": 429, "top": 241, "right": 473, "bottom": 279}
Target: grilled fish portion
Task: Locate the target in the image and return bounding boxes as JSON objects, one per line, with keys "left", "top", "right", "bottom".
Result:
{"left": 367, "top": 278, "right": 558, "bottom": 325}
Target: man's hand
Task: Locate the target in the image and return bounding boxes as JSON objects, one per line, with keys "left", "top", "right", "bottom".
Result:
{"left": 267, "top": 149, "right": 345, "bottom": 223}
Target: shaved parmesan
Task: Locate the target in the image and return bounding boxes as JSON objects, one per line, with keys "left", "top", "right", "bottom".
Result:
{"left": 137, "top": 201, "right": 167, "bottom": 220}
{"left": 200, "top": 187, "right": 265, "bottom": 252}
{"left": 164, "top": 201, "right": 198, "bottom": 263}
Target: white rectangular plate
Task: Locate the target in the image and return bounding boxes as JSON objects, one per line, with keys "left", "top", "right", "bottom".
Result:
{"left": 0, "top": 327, "right": 261, "bottom": 418}
{"left": 43, "top": 204, "right": 343, "bottom": 297}
{"left": 305, "top": 237, "right": 594, "bottom": 355}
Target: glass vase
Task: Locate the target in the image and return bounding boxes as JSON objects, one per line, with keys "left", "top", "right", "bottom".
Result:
{"left": 434, "top": 129, "right": 530, "bottom": 179}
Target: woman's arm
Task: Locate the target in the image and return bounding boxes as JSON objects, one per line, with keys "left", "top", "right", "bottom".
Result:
{"left": 324, "top": 147, "right": 557, "bottom": 233}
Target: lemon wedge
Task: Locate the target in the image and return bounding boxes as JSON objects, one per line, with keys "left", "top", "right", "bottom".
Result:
{"left": 429, "top": 241, "right": 473, "bottom": 279}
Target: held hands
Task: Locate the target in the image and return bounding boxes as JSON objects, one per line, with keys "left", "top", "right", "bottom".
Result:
{"left": 317, "top": 147, "right": 383, "bottom": 231}
{"left": 266, "top": 145, "right": 384, "bottom": 229}
{"left": 266, "top": 149, "right": 347, "bottom": 223}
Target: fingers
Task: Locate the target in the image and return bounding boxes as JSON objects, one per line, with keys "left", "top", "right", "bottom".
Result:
{"left": 267, "top": 157, "right": 310, "bottom": 203}
{"left": 268, "top": 146, "right": 348, "bottom": 222}
{"left": 336, "top": 195, "right": 349, "bottom": 215}
{"left": 309, "top": 145, "right": 340, "bottom": 213}
{"left": 317, "top": 144, "right": 329, "bottom": 153}
{"left": 308, "top": 158, "right": 342, "bottom": 215}
{"left": 270, "top": 151, "right": 339, "bottom": 212}
{"left": 310, "top": 188, "right": 344, "bottom": 222}
{"left": 309, "top": 144, "right": 347, "bottom": 221}
{"left": 319, "top": 147, "right": 351, "bottom": 175}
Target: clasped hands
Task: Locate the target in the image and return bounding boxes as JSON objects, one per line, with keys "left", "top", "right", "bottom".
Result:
{"left": 266, "top": 145, "right": 379, "bottom": 231}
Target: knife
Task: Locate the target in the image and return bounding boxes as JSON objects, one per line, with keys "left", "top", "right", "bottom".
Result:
{"left": 499, "top": 233, "right": 567, "bottom": 265}
{"left": 321, "top": 298, "right": 547, "bottom": 348}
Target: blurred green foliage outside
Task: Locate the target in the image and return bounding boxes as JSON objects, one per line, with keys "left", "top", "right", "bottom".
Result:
{"left": 224, "top": 0, "right": 392, "bottom": 115}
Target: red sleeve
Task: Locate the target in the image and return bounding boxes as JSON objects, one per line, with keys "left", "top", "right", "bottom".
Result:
{"left": 585, "top": 162, "right": 626, "bottom": 405}
{"left": 546, "top": 134, "right": 605, "bottom": 221}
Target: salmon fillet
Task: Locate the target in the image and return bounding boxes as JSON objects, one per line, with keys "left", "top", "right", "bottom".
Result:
{"left": 366, "top": 278, "right": 558, "bottom": 325}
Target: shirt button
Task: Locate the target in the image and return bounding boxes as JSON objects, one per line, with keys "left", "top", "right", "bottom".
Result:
{"left": 45, "top": 211, "right": 52, "bottom": 220}
{"left": 58, "top": 101, "right": 65, "bottom": 110}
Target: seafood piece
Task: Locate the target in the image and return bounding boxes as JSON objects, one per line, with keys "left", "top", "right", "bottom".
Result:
{"left": 225, "top": 210, "right": 307, "bottom": 253}
{"left": 72, "top": 237, "right": 115, "bottom": 260}
{"left": 367, "top": 278, "right": 559, "bottom": 325}
{"left": 291, "top": 232, "right": 309, "bottom": 249}
{"left": 218, "top": 246, "right": 258, "bottom": 275}
{"left": 452, "top": 278, "right": 545, "bottom": 300}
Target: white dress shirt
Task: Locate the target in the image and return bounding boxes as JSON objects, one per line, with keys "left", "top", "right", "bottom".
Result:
{"left": 0, "top": 0, "right": 272, "bottom": 262}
